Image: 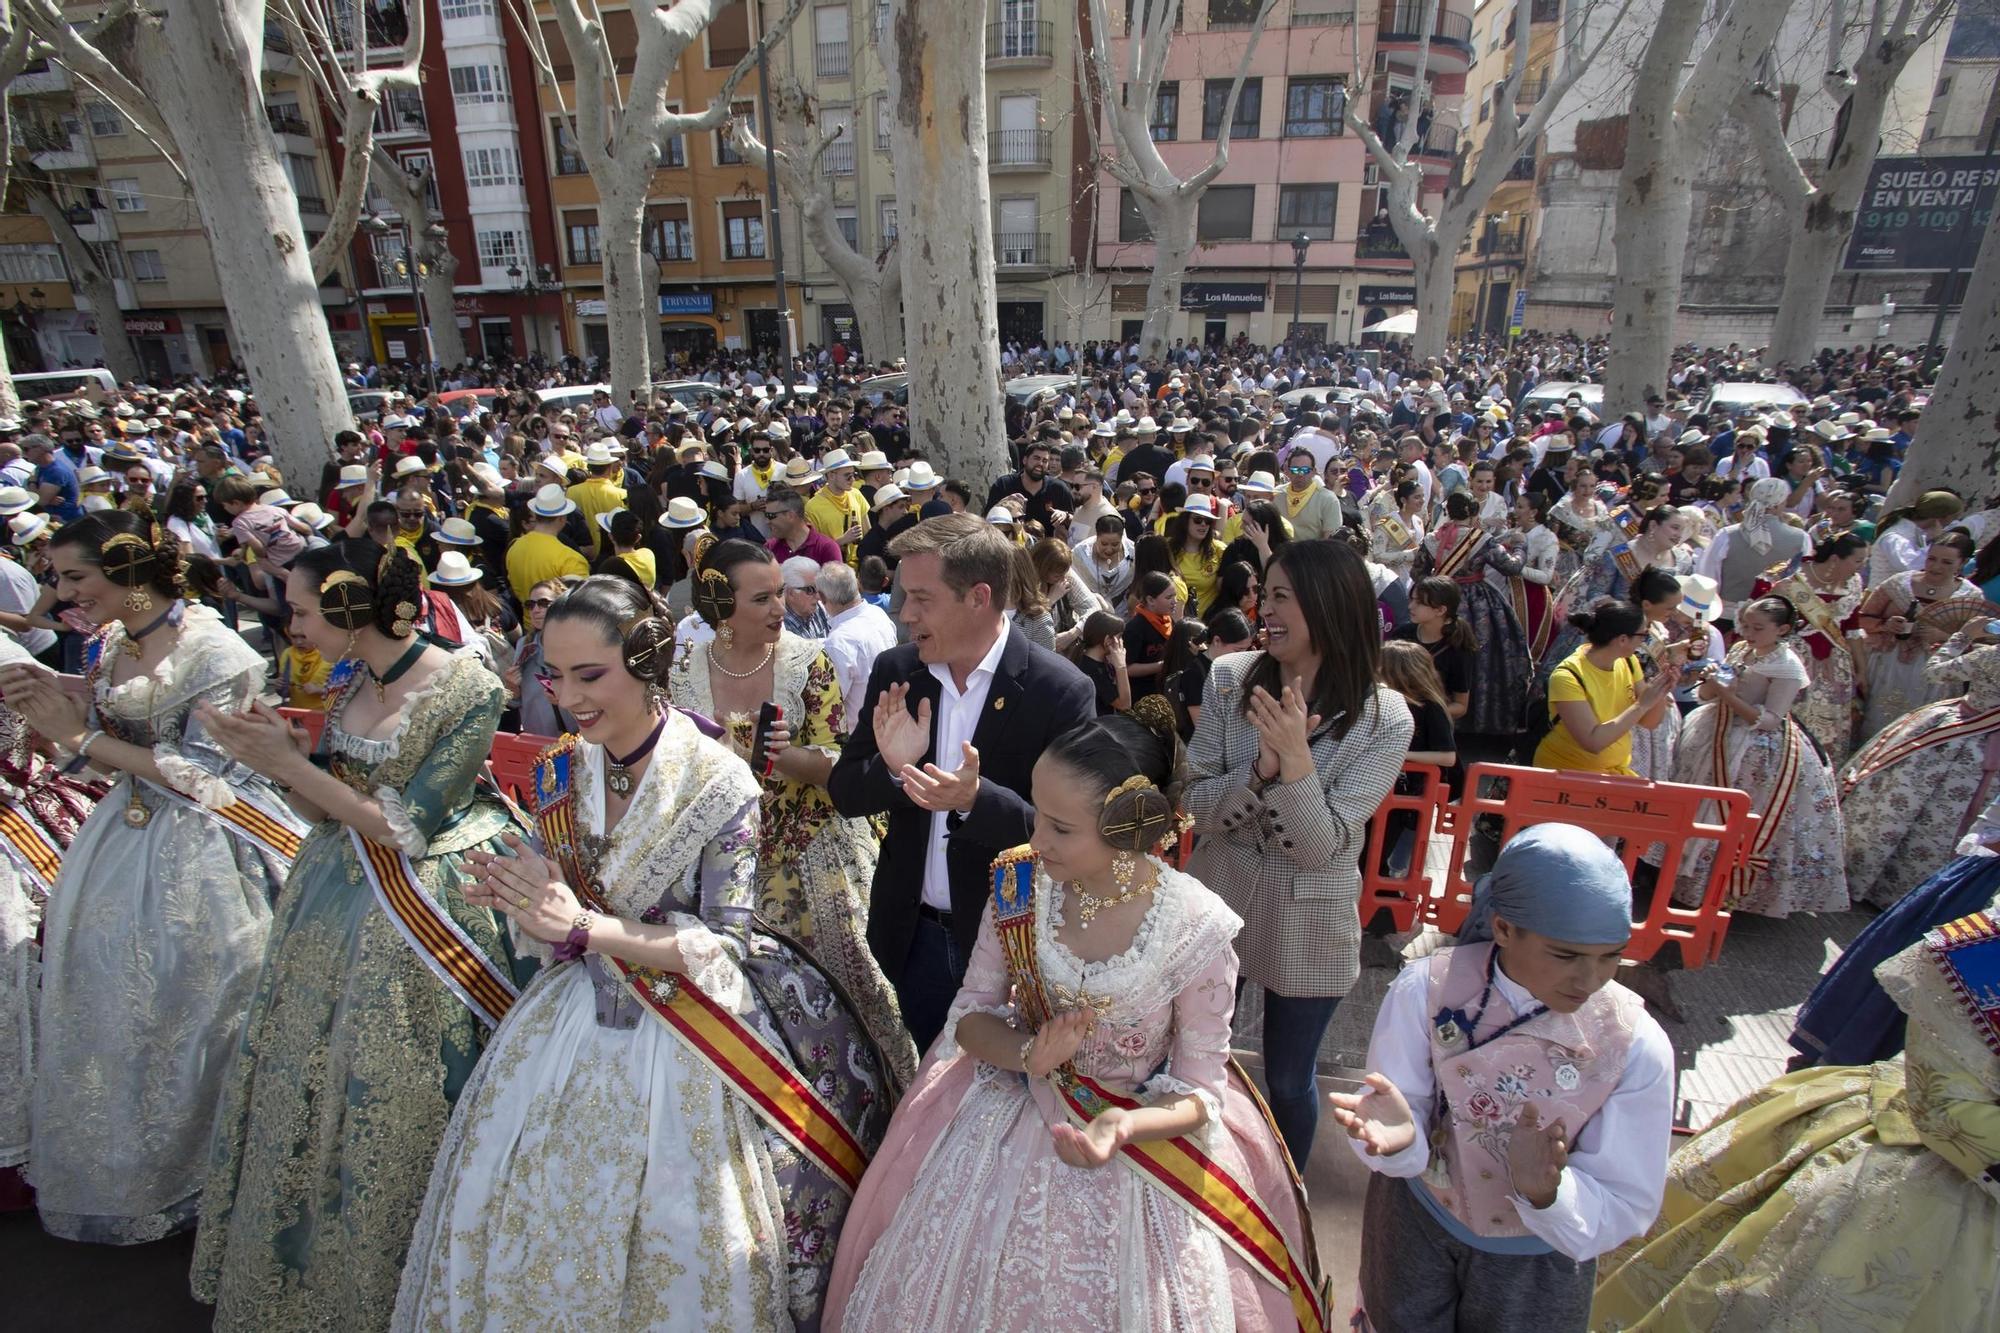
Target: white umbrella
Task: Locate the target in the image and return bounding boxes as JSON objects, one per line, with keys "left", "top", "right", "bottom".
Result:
{"left": 1362, "top": 310, "right": 1419, "bottom": 335}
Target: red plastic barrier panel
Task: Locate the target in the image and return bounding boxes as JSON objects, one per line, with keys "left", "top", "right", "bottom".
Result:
{"left": 278, "top": 707, "right": 326, "bottom": 753}
{"left": 1426, "top": 763, "right": 1758, "bottom": 969}
{"left": 1357, "top": 763, "right": 1448, "bottom": 934}
{"left": 487, "top": 731, "right": 555, "bottom": 811}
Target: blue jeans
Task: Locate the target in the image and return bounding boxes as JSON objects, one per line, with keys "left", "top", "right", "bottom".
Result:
{"left": 896, "top": 914, "right": 966, "bottom": 1056}
{"left": 1260, "top": 990, "right": 1342, "bottom": 1167}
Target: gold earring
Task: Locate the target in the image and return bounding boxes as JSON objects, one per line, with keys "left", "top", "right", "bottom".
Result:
{"left": 124, "top": 587, "right": 154, "bottom": 613}
{"left": 717, "top": 623, "right": 734, "bottom": 649}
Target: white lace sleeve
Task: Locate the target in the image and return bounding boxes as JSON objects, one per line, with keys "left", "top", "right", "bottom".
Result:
{"left": 934, "top": 902, "right": 1017, "bottom": 1064}
{"left": 153, "top": 744, "right": 239, "bottom": 810}
{"left": 374, "top": 786, "right": 429, "bottom": 857}
{"left": 667, "top": 911, "right": 746, "bottom": 1009}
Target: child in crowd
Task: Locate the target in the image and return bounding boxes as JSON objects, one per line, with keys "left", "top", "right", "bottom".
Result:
{"left": 276, "top": 625, "right": 333, "bottom": 712}
{"left": 1161, "top": 616, "right": 1211, "bottom": 739}
{"left": 1375, "top": 639, "right": 1461, "bottom": 878}
{"left": 1391, "top": 575, "right": 1477, "bottom": 723}
{"left": 1067, "top": 608, "right": 1131, "bottom": 716}
{"left": 1331, "top": 823, "right": 1674, "bottom": 1333}
{"left": 1121, "top": 569, "right": 1177, "bottom": 700}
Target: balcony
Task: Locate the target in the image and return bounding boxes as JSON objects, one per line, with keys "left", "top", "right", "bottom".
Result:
{"left": 376, "top": 87, "right": 428, "bottom": 138}
{"left": 296, "top": 193, "right": 329, "bottom": 218}
{"left": 1356, "top": 226, "right": 1411, "bottom": 262}
{"left": 266, "top": 104, "right": 312, "bottom": 137}
{"left": 1413, "top": 122, "right": 1457, "bottom": 160}
{"left": 22, "top": 126, "right": 90, "bottom": 171}
{"left": 823, "top": 139, "right": 856, "bottom": 176}
{"left": 816, "top": 40, "right": 850, "bottom": 79}
{"left": 1506, "top": 153, "right": 1537, "bottom": 181}
{"left": 12, "top": 61, "right": 69, "bottom": 96}
{"left": 1514, "top": 74, "right": 1549, "bottom": 109}
{"left": 1289, "top": 3, "right": 1356, "bottom": 22}
{"left": 989, "top": 128, "right": 1052, "bottom": 171}
{"left": 988, "top": 20, "right": 1053, "bottom": 65}
{"left": 1377, "top": 2, "right": 1474, "bottom": 65}
{"left": 1530, "top": 0, "right": 1561, "bottom": 20}
{"left": 995, "top": 232, "right": 1051, "bottom": 268}
{"left": 1477, "top": 223, "right": 1527, "bottom": 257}
{"left": 555, "top": 150, "right": 587, "bottom": 175}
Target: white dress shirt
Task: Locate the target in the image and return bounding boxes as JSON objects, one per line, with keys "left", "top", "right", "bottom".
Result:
{"left": 821, "top": 600, "right": 899, "bottom": 731}
{"left": 920, "top": 625, "right": 1008, "bottom": 912}
{"left": 0, "top": 556, "right": 52, "bottom": 657}
{"left": 1351, "top": 955, "right": 1675, "bottom": 1263}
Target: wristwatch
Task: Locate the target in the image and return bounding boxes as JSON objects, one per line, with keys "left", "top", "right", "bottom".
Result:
{"left": 551, "top": 909, "right": 597, "bottom": 963}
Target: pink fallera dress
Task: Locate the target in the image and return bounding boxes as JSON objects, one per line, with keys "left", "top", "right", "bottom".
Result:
{"left": 823, "top": 858, "right": 1318, "bottom": 1332}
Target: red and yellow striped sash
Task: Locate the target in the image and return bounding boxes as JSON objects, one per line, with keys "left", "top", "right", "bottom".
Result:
{"left": 351, "top": 830, "right": 518, "bottom": 1029}
{"left": 990, "top": 848, "right": 1328, "bottom": 1333}
{"left": 532, "top": 738, "right": 869, "bottom": 1194}
{"left": 1713, "top": 712, "right": 1801, "bottom": 904}
{"left": 1841, "top": 703, "right": 2000, "bottom": 797}
{"left": 145, "top": 781, "right": 305, "bottom": 867}
{"left": 0, "top": 803, "right": 62, "bottom": 895}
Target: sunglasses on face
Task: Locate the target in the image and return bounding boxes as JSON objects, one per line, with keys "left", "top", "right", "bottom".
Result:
{"left": 1138, "top": 486, "right": 1156, "bottom": 496}
{"left": 525, "top": 597, "right": 554, "bottom": 609}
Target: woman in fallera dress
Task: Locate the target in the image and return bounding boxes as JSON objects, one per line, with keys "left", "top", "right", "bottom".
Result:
{"left": 394, "top": 577, "right": 892, "bottom": 1332}
{"left": 1854, "top": 529, "right": 1981, "bottom": 745}
{"left": 824, "top": 698, "right": 1327, "bottom": 1332}
{"left": 0, "top": 512, "right": 304, "bottom": 1243}
{"left": 668, "top": 538, "right": 916, "bottom": 1084}
{"left": 189, "top": 541, "right": 530, "bottom": 1330}
{"left": 0, "top": 633, "right": 102, "bottom": 1207}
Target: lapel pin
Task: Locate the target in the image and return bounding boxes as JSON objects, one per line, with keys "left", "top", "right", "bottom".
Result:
{"left": 993, "top": 696, "right": 1006, "bottom": 711}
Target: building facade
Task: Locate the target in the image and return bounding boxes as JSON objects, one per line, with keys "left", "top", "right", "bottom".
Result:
{"left": 1085, "top": 0, "right": 1468, "bottom": 351}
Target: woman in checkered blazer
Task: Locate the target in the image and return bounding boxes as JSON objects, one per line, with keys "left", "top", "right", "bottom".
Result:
{"left": 1185, "top": 539, "right": 1413, "bottom": 1167}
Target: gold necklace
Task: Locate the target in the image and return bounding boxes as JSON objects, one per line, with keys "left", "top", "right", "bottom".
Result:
{"left": 1071, "top": 855, "right": 1151, "bottom": 929}
{"left": 706, "top": 641, "right": 775, "bottom": 679}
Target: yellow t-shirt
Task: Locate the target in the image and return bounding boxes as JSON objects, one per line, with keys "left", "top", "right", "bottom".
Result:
{"left": 506, "top": 530, "right": 590, "bottom": 603}
{"left": 617, "top": 548, "right": 658, "bottom": 588}
{"left": 1534, "top": 647, "right": 1643, "bottom": 775}
{"left": 1220, "top": 508, "right": 1293, "bottom": 547}
{"left": 567, "top": 476, "right": 628, "bottom": 554}
{"left": 1172, "top": 542, "right": 1227, "bottom": 615}
{"left": 805, "top": 486, "right": 870, "bottom": 567}
{"left": 279, "top": 645, "right": 332, "bottom": 711}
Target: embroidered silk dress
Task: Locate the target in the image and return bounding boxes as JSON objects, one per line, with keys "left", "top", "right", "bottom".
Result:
{"left": 1855, "top": 569, "right": 1980, "bottom": 744}
{"left": 1417, "top": 524, "right": 1531, "bottom": 737}
{"left": 191, "top": 652, "right": 528, "bottom": 1330}
{"left": 1666, "top": 642, "right": 1850, "bottom": 918}
{"left": 1592, "top": 901, "right": 2000, "bottom": 1332}
{"left": 669, "top": 629, "right": 916, "bottom": 1085}
{"left": 1840, "top": 631, "right": 2000, "bottom": 910}
{"left": 393, "top": 716, "right": 892, "bottom": 1332}
{"left": 29, "top": 604, "right": 300, "bottom": 1243}
{"left": 824, "top": 859, "right": 1321, "bottom": 1332}
{"left": 0, "top": 635, "right": 102, "bottom": 1197}
{"left": 1754, "top": 571, "right": 1866, "bottom": 767}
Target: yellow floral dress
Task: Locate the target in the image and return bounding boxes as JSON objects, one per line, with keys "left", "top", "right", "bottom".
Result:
{"left": 1592, "top": 904, "right": 2000, "bottom": 1331}
{"left": 669, "top": 629, "right": 917, "bottom": 1084}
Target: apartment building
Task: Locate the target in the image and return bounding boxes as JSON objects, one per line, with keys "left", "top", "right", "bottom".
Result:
{"left": 1447, "top": 0, "right": 1559, "bottom": 338}
{"left": 527, "top": 0, "right": 796, "bottom": 363}
{"left": 771, "top": 0, "right": 1090, "bottom": 352}
{"left": 1089, "top": 0, "right": 1467, "bottom": 349}
{"left": 0, "top": 25, "right": 352, "bottom": 381}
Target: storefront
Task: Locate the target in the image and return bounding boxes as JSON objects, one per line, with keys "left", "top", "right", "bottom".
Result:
{"left": 1357, "top": 284, "right": 1416, "bottom": 342}
{"left": 1179, "top": 282, "right": 1268, "bottom": 346}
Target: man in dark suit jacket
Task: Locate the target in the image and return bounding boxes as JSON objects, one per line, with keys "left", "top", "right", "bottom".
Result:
{"left": 829, "top": 513, "right": 1097, "bottom": 1052}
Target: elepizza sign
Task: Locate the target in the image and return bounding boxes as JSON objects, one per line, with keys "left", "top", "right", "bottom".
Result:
{"left": 1843, "top": 155, "right": 2000, "bottom": 271}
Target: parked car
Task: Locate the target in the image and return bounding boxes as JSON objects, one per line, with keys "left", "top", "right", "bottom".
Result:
{"left": 14, "top": 367, "right": 118, "bottom": 401}
{"left": 438, "top": 387, "right": 502, "bottom": 417}
{"left": 855, "top": 372, "right": 909, "bottom": 407}
{"left": 530, "top": 383, "right": 612, "bottom": 416}
{"left": 1003, "top": 373, "right": 1082, "bottom": 409}
{"left": 347, "top": 389, "right": 395, "bottom": 422}
{"left": 1699, "top": 381, "right": 1809, "bottom": 421}
{"left": 1518, "top": 380, "right": 1605, "bottom": 418}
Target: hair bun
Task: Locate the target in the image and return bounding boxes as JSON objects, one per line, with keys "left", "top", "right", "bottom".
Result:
{"left": 692, "top": 565, "right": 736, "bottom": 627}
{"left": 622, "top": 615, "right": 672, "bottom": 683}
{"left": 98, "top": 532, "right": 158, "bottom": 589}
{"left": 1098, "top": 772, "right": 1178, "bottom": 854}
{"left": 1128, "top": 693, "right": 1178, "bottom": 744}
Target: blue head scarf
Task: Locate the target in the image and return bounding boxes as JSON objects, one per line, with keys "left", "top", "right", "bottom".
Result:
{"left": 1457, "top": 822, "right": 1633, "bottom": 947}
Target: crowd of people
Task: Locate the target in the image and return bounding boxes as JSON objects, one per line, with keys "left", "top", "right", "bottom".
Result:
{"left": 0, "top": 328, "right": 1993, "bottom": 1332}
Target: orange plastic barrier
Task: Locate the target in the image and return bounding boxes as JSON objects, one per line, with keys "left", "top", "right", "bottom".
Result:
{"left": 1424, "top": 764, "right": 1758, "bottom": 969}
{"left": 279, "top": 707, "right": 326, "bottom": 752}
{"left": 487, "top": 731, "right": 554, "bottom": 810}
{"left": 1356, "top": 763, "right": 1450, "bottom": 934}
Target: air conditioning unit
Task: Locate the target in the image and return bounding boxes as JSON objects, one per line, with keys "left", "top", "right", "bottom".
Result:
{"left": 1364, "top": 161, "right": 1382, "bottom": 187}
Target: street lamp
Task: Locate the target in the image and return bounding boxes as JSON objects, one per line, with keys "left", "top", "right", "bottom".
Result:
{"left": 1289, "top": 231, "right": 1311, "bottom": 346}
{"left": 360, "top": 210, "right": 445, "bottom": 396}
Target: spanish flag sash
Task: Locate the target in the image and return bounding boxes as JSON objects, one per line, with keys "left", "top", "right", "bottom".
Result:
{"left": 1432, "top": 526, "right": 1490, "bottom": 579}
{"left": 990, "top": 848, "right": 1330, "bottom": 1333}
{"left": 531, "top": 740, "right": 870, "bottom": 1194}
{"left": 142, "top": 779, "right": 306, "bottom": 870}
{"left": 1712, "top": 710, "right": 1802, "bottom": 905}
{"left": 0, "top": 802, "right": 63, "bottom": 896}
{"left": 350, "top": 829, "right": 518, "bottom": 1029}
{"left": 1841, "top": 702, "right": 2000, "bottom": 798}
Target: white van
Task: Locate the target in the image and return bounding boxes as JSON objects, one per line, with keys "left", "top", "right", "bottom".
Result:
{"left": 13, "top": 367, "right": 117, "bottom": 400}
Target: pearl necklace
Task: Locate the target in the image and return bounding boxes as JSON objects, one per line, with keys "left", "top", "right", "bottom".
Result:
{"left": 706, "top": 642, "right": 775, "bottom": 679}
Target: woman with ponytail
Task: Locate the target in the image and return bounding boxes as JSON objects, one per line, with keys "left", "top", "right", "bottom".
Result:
{"left": 0, "top": 511, "right": 304, "bottom": 1245}
{"left": 826, "top": 696, "right": 1327, "bottom": 1331}
{"left": 188, "top": 539, "right": 531, "bottom": 1331}
{"left": 395, "top": 576, "right": 893, "bottom": 1331}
